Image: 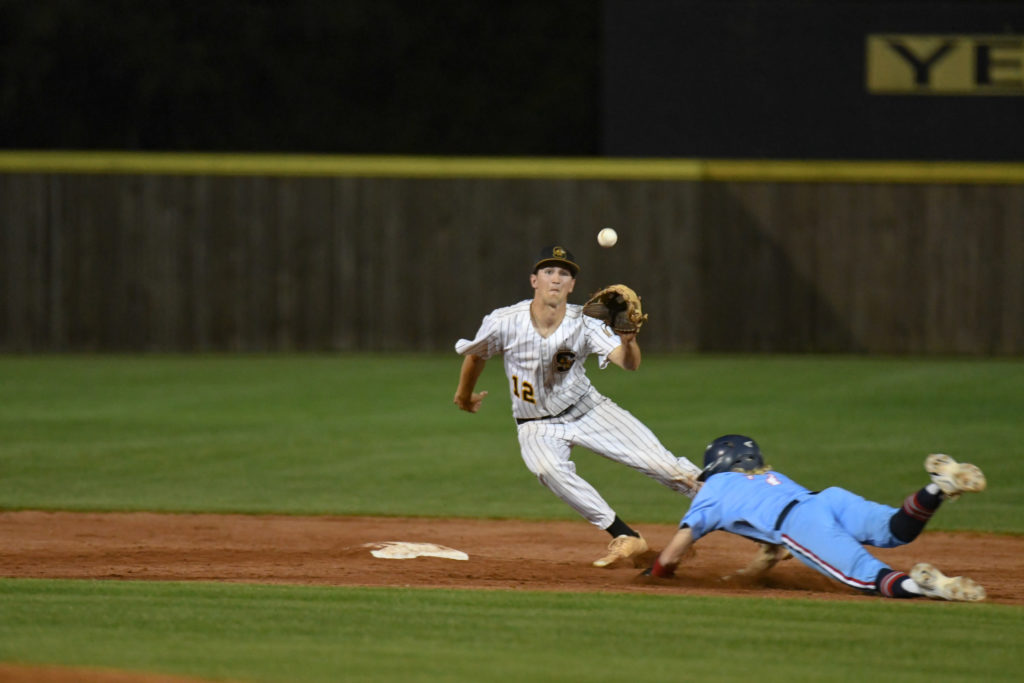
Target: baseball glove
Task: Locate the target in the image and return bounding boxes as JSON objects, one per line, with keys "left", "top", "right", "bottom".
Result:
{"left": 582, "top": 284, "right": 648, "bottom": 334}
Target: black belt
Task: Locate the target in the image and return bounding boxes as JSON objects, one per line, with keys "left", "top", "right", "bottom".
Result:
{"left": 516, "top": 404, "right": 575, "bottom": 425}
{"left": 774, "top": 493, "right": 817, "bottom": 530}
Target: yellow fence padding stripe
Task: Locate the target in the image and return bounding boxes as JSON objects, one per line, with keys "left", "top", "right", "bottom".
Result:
{"left": 0, "top": 151, "right": 1023, "bottom": 184}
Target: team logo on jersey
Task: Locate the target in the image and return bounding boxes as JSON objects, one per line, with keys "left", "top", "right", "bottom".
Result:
{"left": 554, "top": 350, "right": 576, "bottom": 372}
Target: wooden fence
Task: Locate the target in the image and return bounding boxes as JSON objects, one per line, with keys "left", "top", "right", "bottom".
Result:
{"left": 2, "top": 156, "right": 1022, "bottom": 354}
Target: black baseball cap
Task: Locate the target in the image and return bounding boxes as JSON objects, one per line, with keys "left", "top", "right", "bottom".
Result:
{"left": 533, "top": 245, "right": 580, "bottom": 277}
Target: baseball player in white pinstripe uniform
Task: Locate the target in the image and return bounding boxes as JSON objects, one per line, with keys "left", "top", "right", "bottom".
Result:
{"left": 454, "top": 245, "right": 702, "bottom": 567}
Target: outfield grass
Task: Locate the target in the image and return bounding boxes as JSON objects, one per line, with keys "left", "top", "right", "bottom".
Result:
{"left": 2, "top": 579, "right": 1021, "bottom": 683}
{"left": 1, "top": 354, "right": 1021, "bottom": 531}
{"left": 1, "top": 354, "right": 1022, "bottom": 682}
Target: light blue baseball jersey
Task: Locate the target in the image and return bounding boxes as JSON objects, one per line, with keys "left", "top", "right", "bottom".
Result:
{"left": 682, "top": 470, "right": 905, "bottom": 592}
{"left": 682, "top": 470, "right": 813, "bottom": 544}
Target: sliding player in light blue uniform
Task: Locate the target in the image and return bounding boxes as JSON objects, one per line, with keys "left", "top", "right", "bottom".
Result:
{"left": 645, "top": 435, "right": 988, "bottom": 601}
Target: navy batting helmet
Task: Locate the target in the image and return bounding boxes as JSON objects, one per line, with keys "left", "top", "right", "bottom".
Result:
{"left": 697, "top": 435, "right": 764, "bottom": 482}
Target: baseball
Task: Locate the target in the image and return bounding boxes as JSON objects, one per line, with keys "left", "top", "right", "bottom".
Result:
{"left": 597, "top": 227, "right": 618, "bottom": 248}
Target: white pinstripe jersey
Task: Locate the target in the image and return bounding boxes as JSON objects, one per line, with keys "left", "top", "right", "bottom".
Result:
{"left": 456, "top": 300, "right": 622, "bottom": 420}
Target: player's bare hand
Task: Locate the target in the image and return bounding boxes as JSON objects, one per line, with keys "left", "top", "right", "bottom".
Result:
{"left": 454, "top": 390, "right": 488, "bottom": 413}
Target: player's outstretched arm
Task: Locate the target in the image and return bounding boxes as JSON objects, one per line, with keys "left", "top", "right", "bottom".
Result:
{"left": 607, "top": 332, "right": 641, "bottom": 371}
{"left": 454, "top": 354, "right": 489, "bottom": 413}
{"left": 646, "top": 526, "right": 695, "bottom": 578}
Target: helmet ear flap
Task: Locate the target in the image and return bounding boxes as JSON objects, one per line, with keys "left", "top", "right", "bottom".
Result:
{"left": 697, "top": 455, "right": 727, "bottom": 482}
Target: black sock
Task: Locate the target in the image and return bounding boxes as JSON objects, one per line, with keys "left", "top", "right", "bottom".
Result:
{"left": 889, "top": 486, "right": 943, "bottom": 543}
{"left": 876, "top": 568, "right": 916, "bottom": 598}
{"left": 605, "top": 516, "right": 639, "bottom": 538}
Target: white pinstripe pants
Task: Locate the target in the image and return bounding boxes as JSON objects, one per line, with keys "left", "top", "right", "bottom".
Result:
{"left": 516, "top": 391, "right": 700, "bottom": 529}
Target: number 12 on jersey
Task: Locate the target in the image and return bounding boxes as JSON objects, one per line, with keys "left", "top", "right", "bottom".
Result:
{"left": 511, "top": 376, "right": 536, "bottom": 404}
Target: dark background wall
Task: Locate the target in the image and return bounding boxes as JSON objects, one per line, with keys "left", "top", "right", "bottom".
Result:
{"left": 3, "top": 1, "right": 1021, "bottom": 160}
{"left": 604, "top": 0, "right": 1024, "bottom": 161}
{"left": 0, "top": 1, "right": 600, "bottom": 155}
{"left": 2, "top": 2, "right": 1022, "bottom": 355}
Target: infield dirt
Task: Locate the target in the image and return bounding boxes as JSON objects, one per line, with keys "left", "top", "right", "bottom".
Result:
{"left": 2, "top": 510, "right": 1022, "bottom": 605}
{"left": 4, "top": 510, "right": 1022, "bottom": 682}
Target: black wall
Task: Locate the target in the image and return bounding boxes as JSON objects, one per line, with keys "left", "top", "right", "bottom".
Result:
{"left": 2, "top": 1, "right": 1022, "bottom": 159}
{"left": 604, "top": 0, "right": 1024, "bottom": 161}
{"left": 0, "top": 1, "right": 600, "bottom": 155}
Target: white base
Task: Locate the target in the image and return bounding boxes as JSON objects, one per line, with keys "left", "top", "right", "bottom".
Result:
{"left": 364, "top": 541, "right": 469, "bottom": 561}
